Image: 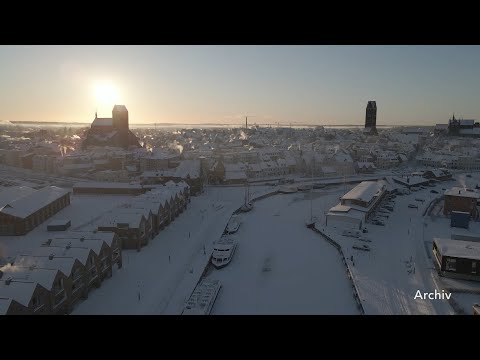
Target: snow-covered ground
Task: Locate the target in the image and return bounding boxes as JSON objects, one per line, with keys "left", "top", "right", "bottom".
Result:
{"left": 203, "top": 191, "right": 359, "bottom": 315}
{"left": 451, "top": 292, "right": 480, "bottom": 314}
{"left": 317, "top": 177, "right": 479, "bottom": 315}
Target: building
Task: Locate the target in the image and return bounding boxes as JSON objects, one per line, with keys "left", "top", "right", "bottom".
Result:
{"left": 73, "top": 182, "right": 151, "bottom": 195}
{"left": 82, "top": 105, "right": 140, "bottom": 149}
{"left": 432, "top": 238, "right": 480, "bottom": 282}
{"left": 0, "top": 186, "right": 71, "bottom": 236}
{"left": 364, "top": 101, "right": 378, "bottom": 135}
{"left": 0, "top": 277, "right": 51, "bottom": 314}
{"left": 444, "top": 187, "right": 479, "bottom": 218}
{"left": 326, "top": 180, "right": 387, "bottom": 230}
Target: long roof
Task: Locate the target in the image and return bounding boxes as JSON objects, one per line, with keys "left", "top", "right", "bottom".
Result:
{"left": 0, "top": 265, "right": 59, "bottom": 291}
{"left": 341, "top": 180, "right": 386, "bottom": 203}
{"left": 0, "top": 186, "right": 70, "bottom": 219}
{"left": 434, "top": 237, "right": 480, "bottom": 261}
{"left": 445, "top": 187, "right": 480, "bottom": 199}
{"left": 0, "top": 279, "right": 39, "bottom": 307}
{"left": 14, "top": 255, "right": 76, "bottom": 277}
{"left": 0, "top": 186, "right": 36, "bottom": 207}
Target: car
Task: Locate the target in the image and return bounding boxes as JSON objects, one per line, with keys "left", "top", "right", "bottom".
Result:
{"left": 466, "top": 174, "right": 472, "bottom": 178}
{"left": 372, "top": 221, "right": 385, "bottom": 226}
{"left": 353, "top": 243, "right": 371, "bottom": 251}
{"left": 430, "top": 190, "right": 439, "bottom": 194}
{"left": 415, "top": 198, "right": 425, "bottom": 203}
{"left": 408, "top": 204, "right": 418, "bottom": 208}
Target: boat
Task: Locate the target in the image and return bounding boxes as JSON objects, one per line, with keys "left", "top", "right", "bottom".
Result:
{"left": 211, "top": 237, "right": 237, "bottom": 268}
{"left": 240, "top": 202, "right": 253, "bottom": 212}
{"left": 278, "top": 185, "right": 297, "bottom": 193}
{"left": 298, "top": 184, "right": 313, "bottom": 191}
{"left": 313, "top": 183, "right": 325, "bottom": 189}
{"left": 182, "top": 279, "right": 222, "bottom": 315}
{"left": 225, "top": 217, "right": 241, "bottom": 234}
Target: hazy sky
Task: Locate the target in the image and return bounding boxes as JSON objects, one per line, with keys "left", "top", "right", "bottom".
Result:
{"left": 1, "top": 45, "right": 480, "bottom": 125}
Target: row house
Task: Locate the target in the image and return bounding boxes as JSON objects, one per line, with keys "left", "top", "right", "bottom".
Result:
{"left": 97, "top": 212, "right": 147, "bottom": 252}
{"left": 0, "top": 230, "right": 123, "bottom": 315}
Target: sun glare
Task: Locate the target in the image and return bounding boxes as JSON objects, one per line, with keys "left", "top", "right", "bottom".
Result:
{"left": 93, "top": 82, "right": 119, "bottom": 106}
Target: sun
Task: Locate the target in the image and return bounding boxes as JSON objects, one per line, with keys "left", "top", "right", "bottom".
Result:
{"left": 93, "top": 82, "right": 119, "bottom": 107}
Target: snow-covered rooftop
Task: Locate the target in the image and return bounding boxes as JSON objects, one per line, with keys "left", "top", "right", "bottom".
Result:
{"left": 0, "top": 186, "right": 36, "bottom": 206}
{"left": 0, "top": 186, "right": 70, "bottom": 219}
{"left": 0, "top": 264, "right": 58, "bottom": 291}
{"left": 341, "top": 180, "right": 386, "bottom": 203}
{"left": 48, "top": 219, "right": 70, "bottom": 227}
{"left": 434, "top": 238, "right": 480, "bottom": 261}
{"left": 0, "top": 279, "right": 38, "bottom": 307}
{"left": 15, "top": 255, "right": 76, "bottom": 277}
{"left": 73, "top": 182, "right": 143, "bottom": 190}
{"left": 0, "top": 298, "right": 13, "bottom": 314}
{"left": 445, "top": 187, "right": 480, "bottom": 199}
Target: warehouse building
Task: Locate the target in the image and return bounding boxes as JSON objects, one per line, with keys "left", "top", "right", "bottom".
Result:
{"left": 326, "top": 180, "right": 387, "bottom": 230}
{"left": 0, "top": 186, "right": 71, "bottom": 236}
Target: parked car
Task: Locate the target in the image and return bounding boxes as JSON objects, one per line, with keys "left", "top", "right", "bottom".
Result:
{"left": 466, "top": 174, "right": 472, "bottom": 178}
{"left": 408, "top": 204, "right": 418, "bottom": 209}
{"left": 372, "top": 220, "right": 385, "bottom": 226}
{"left": 353, "top": 243, "right": 371, "bottom": 251}
{"left": 430, "top": 190, "right": 439, "bottom": 194}
{"left": 415, "top": 198, "right": 425, "bottom": 203}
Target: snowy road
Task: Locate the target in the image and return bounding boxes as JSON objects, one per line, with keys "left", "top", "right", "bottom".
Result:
{"left": 205, "top": 192, "right": 360, "bottom": 314}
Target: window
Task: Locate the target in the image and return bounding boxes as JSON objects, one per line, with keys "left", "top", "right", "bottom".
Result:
{"left": 472, "top": 262, "right": 477, "bottom": 274}
{"left": 445, "top": 258, "right": 457, "bottom": 272}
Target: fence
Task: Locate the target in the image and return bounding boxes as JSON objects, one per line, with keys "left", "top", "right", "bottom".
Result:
{"left": 310, "top": 226, "right": 366, "bottom": 315}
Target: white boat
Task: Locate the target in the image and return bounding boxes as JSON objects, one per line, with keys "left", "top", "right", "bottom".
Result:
{"left": 225, "top": 217, "right": 241, "bottom": 234}
{"left": 182, "top": 279, "right": 222, "bottom": 315}
{"left": 211, "top": 237, "right": 237, "bottom": 269}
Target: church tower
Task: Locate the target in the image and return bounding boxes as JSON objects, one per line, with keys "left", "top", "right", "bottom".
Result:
{"left": 112, "top": 105, "right": 129, "bottom": 131}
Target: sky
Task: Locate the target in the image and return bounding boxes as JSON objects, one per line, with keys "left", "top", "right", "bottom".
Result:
{"left": 1, "top": 45, "right": 480, "bottom": 126}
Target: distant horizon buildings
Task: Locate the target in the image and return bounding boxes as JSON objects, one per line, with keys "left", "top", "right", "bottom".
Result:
{"left": 434, "top": 114, "right": 480, "bottom": 137}
{"left": 363, "top": 101, "right": 378, "bottom": 135}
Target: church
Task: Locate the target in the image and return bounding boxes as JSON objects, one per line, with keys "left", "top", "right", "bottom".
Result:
{"left": 82, "top": 105, "right": 140, "bottom": 149}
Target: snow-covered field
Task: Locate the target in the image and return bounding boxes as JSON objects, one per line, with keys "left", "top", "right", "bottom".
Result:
{"left": 205, "top": 192, "right": 359, "bottom": 314}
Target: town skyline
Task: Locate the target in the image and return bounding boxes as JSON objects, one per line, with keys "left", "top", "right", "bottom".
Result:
{"left": 1, "top": 45, "right": 480, "bottom": 125}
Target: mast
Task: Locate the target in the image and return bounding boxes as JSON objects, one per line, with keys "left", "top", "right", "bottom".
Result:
{"left": 310, "top": 153, "right": 314, "bottom": 223}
